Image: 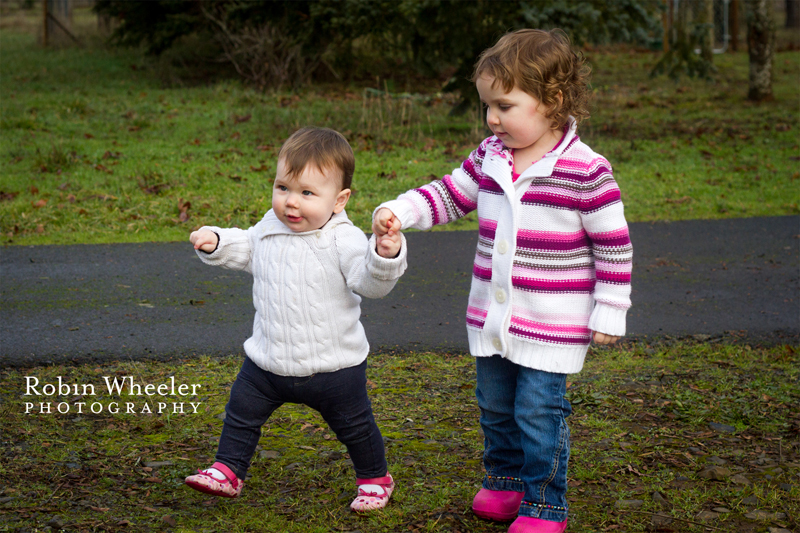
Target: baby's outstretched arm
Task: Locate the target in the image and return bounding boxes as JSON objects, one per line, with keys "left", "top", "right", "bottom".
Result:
{"left": 373, "top": 208, "right": 401, "bottom": 237}
{"left": 376, "top": 230, "right": 402, "bottom": 259}
{"left": 190, "top": 229, "right": 219, "bottom": 253}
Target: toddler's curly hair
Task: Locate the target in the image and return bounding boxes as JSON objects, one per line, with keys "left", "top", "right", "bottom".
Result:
{"left": 472, "top": 28, "right": 591, "bottom": 129}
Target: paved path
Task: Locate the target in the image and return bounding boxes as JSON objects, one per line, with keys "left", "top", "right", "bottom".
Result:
{"left": 1, "top": 216, "right": 797, "bottom": 366}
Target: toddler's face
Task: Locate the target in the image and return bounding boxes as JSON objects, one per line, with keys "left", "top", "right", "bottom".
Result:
{"left": 476, "top": 75, "right": 555, "bottom": 154}
{"left": 272, "top": 159, "right": 350, "bottom": 233}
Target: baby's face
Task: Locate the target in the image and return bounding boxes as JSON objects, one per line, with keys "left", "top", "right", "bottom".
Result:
{"left": 272, "top": 159, "right": 350, "bottom": 233}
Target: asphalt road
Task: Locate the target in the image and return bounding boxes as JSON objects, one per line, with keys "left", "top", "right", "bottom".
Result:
{"left": 1, "top": 216, "right": 798, "bottom": 366}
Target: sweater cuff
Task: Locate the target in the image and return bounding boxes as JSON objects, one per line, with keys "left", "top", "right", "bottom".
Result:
{"left": 375, "top": 199, "right": 418, "bottom": 232}
{"left": 194, "top": 226, "right": 250, "bottom": 270}
{"left": 366, "top": 233, "right": 407, "bottom": 281}
{"left": 588, "top": 303, "right": 628, "bottom": 337}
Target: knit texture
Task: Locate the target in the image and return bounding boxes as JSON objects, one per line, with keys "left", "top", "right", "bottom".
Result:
{"left": 196, "top": 210, "right": 407, "bottom": 377}
{"left": 378, "top": 119, "right": 632, "bottom": 374}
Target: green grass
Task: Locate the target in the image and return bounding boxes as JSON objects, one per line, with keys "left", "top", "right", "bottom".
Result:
{"left": 1, "top": 17, "right": 799, "bottom": 246}
{"left": 1, "top": 341, "right": 797, "bottom": 532}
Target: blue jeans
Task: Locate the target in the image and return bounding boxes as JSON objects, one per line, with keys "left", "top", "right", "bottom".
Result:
{"left": 215, "top": 357, "right": 387, "bottom": 481}
{"left": 476, "top": 354, "right": 572, "bottom": 522}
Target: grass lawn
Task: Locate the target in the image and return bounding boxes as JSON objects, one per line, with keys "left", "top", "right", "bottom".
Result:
{"left": 1, "top": 11, "right": 799, "bottom": 246}
{"left": 1, "top": 341, "right": 797, "bottom": 532}
{"left": 1, "top": 7, "right": 798, "bottom": 533}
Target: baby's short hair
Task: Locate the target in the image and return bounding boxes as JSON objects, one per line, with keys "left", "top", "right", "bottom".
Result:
{"left": 278, "top": 127, "right": 355, "bottom": 190}
{"left": 472, "top": 28, "right": 591, "bottom": 129}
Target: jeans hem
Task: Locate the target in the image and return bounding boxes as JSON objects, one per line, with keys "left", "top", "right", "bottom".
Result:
{"left": 518, "top": 500, "right": 568, "bottom": 522}
{"left": 483, "top": 475, "right": 524, "bottom": 493}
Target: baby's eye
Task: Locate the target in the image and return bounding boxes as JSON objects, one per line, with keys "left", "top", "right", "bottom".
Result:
{"left": 277, "top": 185, "right": 288, "bottom": 191}
{"left": 499, "top": 105, "right": 511, "bottom": 111}
{"left": 302, "top": 190, "right": 313, "bottom": 196}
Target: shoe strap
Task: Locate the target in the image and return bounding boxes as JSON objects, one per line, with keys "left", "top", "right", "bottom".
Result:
{"left": 356, "top": 474, "right": 392, "bottom": 486}
{"left": 210, "top": 462, "right": 238, "bottom": 486}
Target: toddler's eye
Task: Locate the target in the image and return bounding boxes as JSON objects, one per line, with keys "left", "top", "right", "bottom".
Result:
{"left": 302, "top": 190, "right": 313, "bottom": 196}
{"left": 277, "top": 185, "right": 288, "bottom": 191}
{"left": 499, "top": 105, "right": 511, "bottom": 111}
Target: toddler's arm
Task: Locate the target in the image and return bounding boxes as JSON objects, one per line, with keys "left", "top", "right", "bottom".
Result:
{"left": 580, "top": 156, "right": 633, "bottom": 340}
{"left": 335, "top": 224, "right": 407, "bottom": 299}
{"left": 190, "top": 225, "right": 254, "bottom": 273}
{"left": 373, "top": 139, "right": 489, "bottom": 233}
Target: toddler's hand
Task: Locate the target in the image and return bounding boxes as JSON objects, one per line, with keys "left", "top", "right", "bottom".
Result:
{"left": 593, "top": 332, "right": 620, "bottom": 345}
{"left": 376, "top": 231, "right": 402, "bottom": 259}
{"left": 373, "top": 208, "right": 401, "bottom": 237}
{"left": 190, "top": 229, "right": 218, "bottom": 253}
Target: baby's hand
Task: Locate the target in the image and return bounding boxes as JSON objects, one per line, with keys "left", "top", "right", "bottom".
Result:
{"left": 190, "top": 229, "right": 218, "bottom": 253}
{"left": 373, "top": 208, "right": 401, "bottom": 237}
{"left": 593, "top": 332, "right": 620, "bottom": 345}
{"left": 376, "top": 231, "right": 402, "bottom": 258}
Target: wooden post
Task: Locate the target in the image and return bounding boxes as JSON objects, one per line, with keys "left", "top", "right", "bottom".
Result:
{"left": 663, "top": 0, "right": 671, "bottom": 52}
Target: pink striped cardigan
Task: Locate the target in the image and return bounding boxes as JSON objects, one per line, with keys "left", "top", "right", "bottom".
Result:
{"left": 378, "top": 118, "right": 632, "bottom": 373}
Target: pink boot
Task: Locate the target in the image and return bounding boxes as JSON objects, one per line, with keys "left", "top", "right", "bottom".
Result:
{"left": 509, "top": 516, "right": 568, "bottom": 533}
{"left": 472, "top": 488, "right": 525, "bottom": 521}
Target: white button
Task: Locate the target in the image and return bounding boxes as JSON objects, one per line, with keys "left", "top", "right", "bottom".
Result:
{"left": 492, "top": 338, "right": 502, "bottom": 350}
{"left": 497, "top": 240, "right": 508, "bottom": 254}
{"left": 495, "top": 289, "right": 506, "bottom": 303}
{"left": 316, "top": 232, "right": 321, "bottom": 239}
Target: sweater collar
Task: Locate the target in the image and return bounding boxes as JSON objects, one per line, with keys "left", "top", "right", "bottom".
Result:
{"left": 498, "top": 116, "right": 577, "bottom": 161}
{"left": 259, "top": 209, "right": 352, "bottom": 238}
{"left": 485, "top": 116, "right": 578, "bottom": 188}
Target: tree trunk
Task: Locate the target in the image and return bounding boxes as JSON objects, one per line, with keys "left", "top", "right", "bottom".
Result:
{"left": 674, "top": 0, "right": 690, "bottom": 52}
{"left": 787, "top": 0, "right": 800, "bottom": 29}
{"left": 698, "top": 0, "right": 715, "bottom": 61}
{"left": 730, "top": 0, "right": 740, "bottom": 51}
{"left": 45, "top": 0, "right": 72, "bottom": 46}
{"left": 745, "top": 0, "right": 775, "bottom": 101}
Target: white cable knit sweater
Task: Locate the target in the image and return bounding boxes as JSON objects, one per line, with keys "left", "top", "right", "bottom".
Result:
{"left": 196, "top": 210, "right": 407, "bottom": 377}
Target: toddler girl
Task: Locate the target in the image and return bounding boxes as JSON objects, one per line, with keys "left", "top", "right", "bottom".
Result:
{"left": 187, "top": 127, "right": 406, "bottom": 512}
{"left": 373, "top": 29, "right": 632, "bottom": 532}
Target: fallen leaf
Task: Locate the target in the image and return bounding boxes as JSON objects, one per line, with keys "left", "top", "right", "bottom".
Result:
{"left": 162, "top": 515, "right": 177, "bottom": 527}
{"left": 30, "top": 185, "right": 39, "bottom": 195}
{"left": 90, "top": 506, "right": 109, "bottom": 512}
{"left": 84, "top": 133, "right": 94, "bottom": 139}
{"left": 32, "top": 199, "right": 47, "bottom": 208}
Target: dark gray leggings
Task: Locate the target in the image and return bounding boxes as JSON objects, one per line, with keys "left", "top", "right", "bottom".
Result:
{"left": 215, "top": 356, "right": 387, "bottom": 480}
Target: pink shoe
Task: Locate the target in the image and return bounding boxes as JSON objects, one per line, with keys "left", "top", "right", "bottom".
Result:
{"left": 509, "top": 516, "right": 568, "bottom": 533}
{"left": 350, "top": 474, "right": 394, "bottom": 512}
{"left": 185, "top": 462, "right": 243, "bottom": 498}
{"left": 472, "top": 488, "right": 525, "bottom": 521}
